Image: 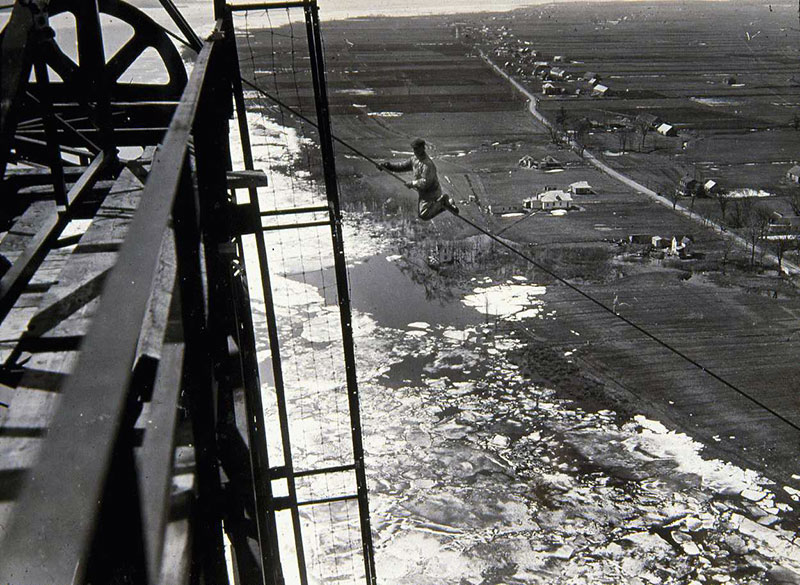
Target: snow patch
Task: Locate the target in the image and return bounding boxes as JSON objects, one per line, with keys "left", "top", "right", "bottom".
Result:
{"left": 367, "top": 111, "right": 404, "bottom": 118}
{"left": 726, "top": 188, "right": 774, "bottom": 199}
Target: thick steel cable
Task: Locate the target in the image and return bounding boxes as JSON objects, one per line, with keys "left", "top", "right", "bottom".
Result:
{"left": 240, "top": 77, "right": 800, "bottom": 434}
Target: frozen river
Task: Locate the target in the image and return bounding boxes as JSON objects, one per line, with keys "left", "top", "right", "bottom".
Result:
{"left": 232, "top": 116, "right": 800, "bottom": 585}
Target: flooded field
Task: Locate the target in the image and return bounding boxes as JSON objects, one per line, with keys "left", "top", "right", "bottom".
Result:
{"left": 231, "top": 4, "right": 800, "bottom": 583}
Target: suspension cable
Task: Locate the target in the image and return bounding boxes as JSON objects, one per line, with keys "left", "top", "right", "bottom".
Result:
{"left": 447, "top": 211, "right": 800, "bottom": 434}
{"left": 239, "top": 76, "right": 800, "bottom": 435}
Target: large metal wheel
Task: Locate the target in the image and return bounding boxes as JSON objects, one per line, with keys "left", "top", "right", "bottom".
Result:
{"left": 43, "top": 0, "right": 188, "bottom": 101}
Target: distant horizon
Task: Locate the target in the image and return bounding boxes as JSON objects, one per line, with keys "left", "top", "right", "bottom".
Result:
{"left": 221, "top": 0, "right": 784, "bottom": 22}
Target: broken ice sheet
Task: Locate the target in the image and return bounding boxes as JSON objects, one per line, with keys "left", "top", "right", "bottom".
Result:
{"left": 462, "top": 283, "right": 546, "bottom": 321}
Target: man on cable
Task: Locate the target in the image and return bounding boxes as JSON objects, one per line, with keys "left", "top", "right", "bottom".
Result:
{"left": 380, "top": 138, "right": 458, "bottom": 220}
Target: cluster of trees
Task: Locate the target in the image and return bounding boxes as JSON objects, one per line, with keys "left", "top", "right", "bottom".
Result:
{"left": 545, "top": 106, "right": 799, "bottom": 274}
{"left": 548, "top": 106, "right": 591, "bottom": 155}
{"left": 549, "top": 106, "right": 653, "bottom": 156}
{"left": 713, "top": 193, "right": 799, "bottom": 272}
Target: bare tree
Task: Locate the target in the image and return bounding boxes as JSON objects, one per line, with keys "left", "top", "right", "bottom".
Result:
{"left": 635, "top": 119, "right": 651, "bottom": 152}
{"left": 573, "top": 117, "right": 591, "bottom": 156}
{"left": 617, "top": 127, "right": 632, "bottom": 153}
{"left": 715, "top": 192, "right": 729, "bottom": 222}
{"left": 744, "top": 204, "right": 771, "bottom": 266}
{"left": 728, "top": 197, "right": 752, "bottom": 229}
{"left": 789, "top": 191, "right": 800, "bottom": 216}
{"left": 668, "top": 187, "right": 681, "bottom": 210}
{"left": 720, "top": 234, "right": 736, "bottom": 274}
{"left": 546, "top": 124, "right": 562, "bottom": 146}
{"left": 770, "top": 235, "right": 796, "bottom": 274}
{"left": 555, "top": 105, "right": 569, "bottom": 131}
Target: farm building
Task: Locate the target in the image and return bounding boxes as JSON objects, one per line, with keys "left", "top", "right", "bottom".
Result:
{"left": 657, "top": 123, "right": 677, "bottom": 136}
{"left": 535, "top": 155, "right": 562, "bottom": 170}
{"left": 518, "top": 155, "right": 536, "bottom": 168}
{"left": 533, "top": 63, "right": 551, "bottom": 77}
{"left": 549, "top": 67, "right": 567, "bottom": 80}
{"left": 554, "top": 55, "right": 566, "bottom": 62}
{"left": 704, "top": 179, "right": 722, "bottom": 196}
{"left": 669, "top": 236, "right": 693, "bottom": 259}
{"left": 542, "top": 82, "right": 563, "bottom": 95}
{"left": 582, "top": 71, "right": 597, "bottom": 81}
{"left": 592, "top": 84, "right": 610, "bottom": 97}
{"left": 524, "top": 190, "right": 573, "bottom": 210}
{"left": 570, "top": 181, "right": 594, "bottom": 194}
{"left": 768, "top": 214, "right": 800, "bottom": 233}
{"left": 787, "top": 165, "right": 800, "bottom": 183}
{"left": 629, "top": 234, "right": 653, "bottom": 245}
{"left": 651, "top": 236, "right": 669, "bottom": 249}
{"left": 488, "top": 204, "right": 524, "bottom": 215}
{"left": 679, "top": 176, "right": 704, "bottom": 197}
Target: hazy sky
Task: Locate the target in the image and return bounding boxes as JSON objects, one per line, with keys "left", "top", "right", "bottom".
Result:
{"left": 176, "top": 0, "right": 609, "bottom": 28}
{"left": 314, "top": 0, "right": 559, "bottom": 19}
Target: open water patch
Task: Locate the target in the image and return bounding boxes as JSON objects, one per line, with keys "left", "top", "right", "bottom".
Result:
{"left": 291, "top": 253, "right": 482, "bottom": 330}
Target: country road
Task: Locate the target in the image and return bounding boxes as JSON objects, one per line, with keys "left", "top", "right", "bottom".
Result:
{"left": 479, "top": 50, "right": 800, "bottom": 277}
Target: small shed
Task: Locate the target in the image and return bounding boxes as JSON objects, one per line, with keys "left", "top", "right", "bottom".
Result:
{"left": 651, "top": 235, "right": 669, "bottom": 249}
{"left": 768, "top": 215, "right": 800, "bottom": 233}
{"left": 787, "top": 165, "right": 800, "bottom": 183}
{"left": 592, "top": 84, "right": 610, "bottom": 97}
{"left": 569, "top": 181, "right": 594, "bottom": 195}
{"left": 553, "top": 55, "right": 565, "bottom": 62}
{"left": 703, "top": 179, "right": 721, "bottom": 196}
{"left": 488, "top": 204, "right": 524, "bottom": 215}
{"left": 657, "top": 123, "right": 677, "bottom": 136}
{"left": 628, "top": 234, "right": 652, "bottom": 245}
{"left": 542, "top": 82, "right": 563, "bottom": 95}
{"left": 535, "top": 155, "right": 562, "bottom": 170}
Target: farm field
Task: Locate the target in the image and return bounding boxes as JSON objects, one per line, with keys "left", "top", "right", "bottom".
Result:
{"left": 236, "top": 5, "right": 800, "bottom": 581}
{"left": 470, "top": 1, "right": 800, "bottom": 214}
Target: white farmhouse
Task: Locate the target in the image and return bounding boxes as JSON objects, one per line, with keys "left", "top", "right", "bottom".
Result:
{"left": 524, "top": 190, "right": 573, "bottom": 210}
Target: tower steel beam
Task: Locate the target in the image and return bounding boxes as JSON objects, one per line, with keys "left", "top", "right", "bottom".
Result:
{"left": 303, "top": 3, "right": 377, "bottom": 584}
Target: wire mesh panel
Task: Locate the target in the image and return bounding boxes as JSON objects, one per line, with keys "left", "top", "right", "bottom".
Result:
{"left": 227, "top": 3, "right": 375, "bottom": 584}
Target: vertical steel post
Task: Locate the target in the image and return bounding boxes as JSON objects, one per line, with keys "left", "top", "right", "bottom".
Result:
{"left": 303, "top": 3, "right": 377, "bottom": 583}
{"left": 222, "top": 9, "right": 308, "bottom": 585}
{"left": 31, "top": 55, "right": 67, "bottom": 206}
{"left": 173, "top": 156, "right": 231, "bottom": 585}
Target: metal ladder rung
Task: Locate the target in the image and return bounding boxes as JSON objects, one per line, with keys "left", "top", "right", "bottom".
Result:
{"left": 261, "top": 220, "right": 331, "bottom": 232}
{"left": 295, "top": 463, "right": 356, "bottom": 478}
{"left": 271, "top": 463, "right": 356, "bottom": 479}
{"left": 261, "top": 205, "right": 329, "bottom": 217}
{"left": 273, "top": 494, "right": 359, "bottom": 511}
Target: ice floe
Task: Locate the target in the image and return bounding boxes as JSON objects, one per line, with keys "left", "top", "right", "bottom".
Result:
{"left": 461, "top": 283, "right": 546, "bottom": 321}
